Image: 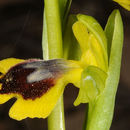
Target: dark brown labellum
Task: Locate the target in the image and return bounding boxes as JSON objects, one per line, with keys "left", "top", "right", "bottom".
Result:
{"left": 0, "top": 59, "right": 68, "bottom": 100}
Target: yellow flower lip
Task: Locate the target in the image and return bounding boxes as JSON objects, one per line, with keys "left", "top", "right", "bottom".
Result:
{"left": 0, "top": 59, "right": 69, "bottom": 100}
{"left": 0, "top": 58, "right": 82, "bottom": 120}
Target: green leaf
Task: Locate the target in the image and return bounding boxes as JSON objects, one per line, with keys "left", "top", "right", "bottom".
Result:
{"left": 42, "top": 0, "right": 72, "bottom": 60}
{"left": 77, "top": 14, "right": 108, "bottom": 69}
{"left": 59, "top": 0, "right": 72, "bottom": 21}
{"left": 62, "top": 0, "right": 72, "bottom": 31}
{"left": 85, "top": 9, "right": 124, "bottom": 130}
{"left": 63, "top": 15, "right": 81, "bottom": 60}
{"left": 42, "top": 12, "right": 49, "bottom": 59}
{"left": 104, "top": 10, "right": 116, "bottom": 59}
{"left": 74, "top": 66, "right": 107, "bottom": 106}
{"left": 59, "top": 0, "right": 68, "bottom": 20}
{"left": 104, "top": 9, "right": 122, "bottom": 60}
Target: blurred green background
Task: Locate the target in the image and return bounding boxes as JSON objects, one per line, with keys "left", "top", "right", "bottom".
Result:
{"left": 0, "top": 0, "right": 130, "bottom": 130}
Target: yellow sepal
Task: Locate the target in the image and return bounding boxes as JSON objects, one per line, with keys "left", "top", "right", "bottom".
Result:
{"left": 72, "top": 19, "right": 108, "bottom": 72}
{"left": 72, "top": 21, "right": 89, "bottom": 52}
{"left": 89, "top": 34, "right": 108, "bottom": 71}
{"left": 113, "top": 0, "right": 130, "bottom": 11}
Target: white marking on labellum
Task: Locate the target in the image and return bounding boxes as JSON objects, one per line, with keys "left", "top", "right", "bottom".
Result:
{"left": 27, "top": 69, "right": 53, "bottom": 83}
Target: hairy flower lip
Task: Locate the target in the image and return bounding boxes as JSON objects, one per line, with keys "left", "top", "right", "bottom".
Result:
{"left": 0, "top": 59, "right": 69, "bottom": 100}
{"left": 0, "top": 58, "right": 82, "bottom": 120}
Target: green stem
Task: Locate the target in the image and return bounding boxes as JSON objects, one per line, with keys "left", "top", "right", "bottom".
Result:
{"left": 44, "top": 0, "right": 63, "bottom": 59}
{"left": 48, "top": 96, "right": 65, "bottom": 130}
{"left": 42, "top": 0, "right": 65, "bottom": 130}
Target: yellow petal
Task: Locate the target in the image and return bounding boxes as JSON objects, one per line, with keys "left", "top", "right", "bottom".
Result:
{"left": 90, "top": 34, "right": 108, "bottom": 71}
{"left": 72, "top": 21, "right": 89, "bottom": 52}
{"left": 80, "top": 50, "right": 98, "bottom": 67}
{"left": 72, "top": 20, "right": 108, "bottom": 71}
{"left": 65, "top": 60, "right": 83, "bottom": 87}
{"left": 113, "top": 0, "right": 130, "bottom": 11}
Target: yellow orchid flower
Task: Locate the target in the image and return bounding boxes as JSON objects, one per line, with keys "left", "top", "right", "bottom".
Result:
{"left": 113, "top": 0, "right": 130, "bottom": 11}
{"left": 0, "top": 14, "right": 108, "bottom": 121}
